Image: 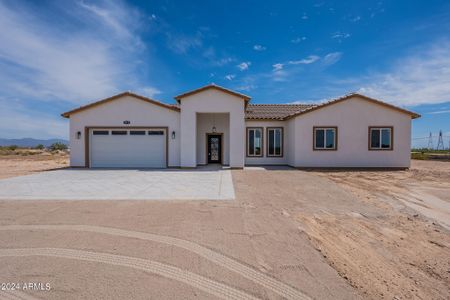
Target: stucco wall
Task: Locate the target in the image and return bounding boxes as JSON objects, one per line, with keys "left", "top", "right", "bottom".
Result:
{"left": 286, "top": 118, "right": 296, "bottom": 166}
{"left": 292, "top": 96, "right": 412, "bottom": 167}
{"left": 196, "top": 113, "right": 230, "bottom": 165}
{"left": 180, "top": 89, "right": 245, "bottom": 168}
{"left": 67, "top": 92, "right": 413, "bottom": 169}
{"left": 69, "top": 95, "right": 180, "bottom": 167}
{"left": 244, "top": 120, "right": 289, "bottom": 165}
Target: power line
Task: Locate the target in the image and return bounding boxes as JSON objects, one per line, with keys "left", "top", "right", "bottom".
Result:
{"left": 437, "top": 130, "right": 445, "bottom": 150}
{"left": 427, "top": 132, "right": 433, "bottom": 150}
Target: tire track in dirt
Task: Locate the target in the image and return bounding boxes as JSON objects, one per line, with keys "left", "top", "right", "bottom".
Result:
{"left": 0, "top": 225, "right": 310, "bottom": 300}
{"left": 0, "top": 248, "right": 259, "bottom": 300}
{"left": 0, "top": 290, "right": 41, "bottom": 300}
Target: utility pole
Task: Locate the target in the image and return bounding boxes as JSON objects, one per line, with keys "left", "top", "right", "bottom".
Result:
{"left": 437, "top": 130, "right": 444, "bottom": 150}
{"left": 427, "top": 132, "right": 434, "bottom": 150}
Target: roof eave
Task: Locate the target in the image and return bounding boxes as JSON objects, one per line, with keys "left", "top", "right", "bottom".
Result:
{"left": 174, "top": 84, "right": 251, "bottom": 102}
{"left": 284, "top": 93, "right": 421, "bottom": 120}
{"left": 61, "top": 92, "right": 180, "bottom": 118}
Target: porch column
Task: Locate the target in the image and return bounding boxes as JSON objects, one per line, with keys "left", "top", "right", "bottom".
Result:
{"left": 180, "top": 110, "right": 197, "bottom": 167}
{"left": 229, "top": 111, "right": 245, "bottom": 168}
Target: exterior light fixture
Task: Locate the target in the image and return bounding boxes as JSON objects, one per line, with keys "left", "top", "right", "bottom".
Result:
{"left": 77, "top": 131, "right": 81, "bottom": 139}
{"left": 123, "top": 120, "right": 130, "bottom": 124}
{"left": 212, "top": 115, "right": 217, "bottom": 133}
{"left": 171, "top": 131, "right": 176, "bottom": 139}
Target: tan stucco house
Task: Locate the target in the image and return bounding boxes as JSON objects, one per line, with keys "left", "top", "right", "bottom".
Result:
{"left": 62, "top": 84, "right": 420, "bottom": 169}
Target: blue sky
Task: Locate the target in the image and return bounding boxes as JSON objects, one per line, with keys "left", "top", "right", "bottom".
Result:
{"left": 0, "top": 0, "right": 449, "bottom": 147}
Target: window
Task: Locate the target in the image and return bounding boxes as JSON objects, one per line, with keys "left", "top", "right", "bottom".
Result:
{"left": 369, "top": 127, "right": 393, "bottom": 150}
{"left": 111, "top": 130, "right": 127, "bottom": 135}
{"left": 314, "top": 127, "right": 337, "bottom": 150}
{"left": 246, "top": 127, "right": 263, "bottom": 157}
{"left": 267, "top": 127, "right": 283, "bottom": 157}
{"left": 148, "top": 130, "right": 164, "bottom": 135}
{"left": 92, "top": 130, "right": 109, "bottom": 135}
{"left": 130, "top": 130, "right": 145, "bottom": 135}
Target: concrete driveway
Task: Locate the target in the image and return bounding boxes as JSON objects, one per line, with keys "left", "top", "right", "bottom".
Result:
{"left": 0, "top": 168, "right": 235, "bottom": 200}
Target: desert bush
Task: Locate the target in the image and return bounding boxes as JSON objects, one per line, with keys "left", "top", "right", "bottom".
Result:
{"left": 49, "top": 142, "right": 68, "bottom": 151}
{"left": 7, "top": 145, "right": 18, "bottom": 151}
{"left": 35, "top": 144, "right": 45, "bottom": 150}
{"left": 411, "top": 152, "right": 428, "bottom": 160}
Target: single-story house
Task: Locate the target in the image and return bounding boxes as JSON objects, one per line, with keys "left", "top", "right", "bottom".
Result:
{"left": 62, "top": 84, "right": 420, "bottom": 169}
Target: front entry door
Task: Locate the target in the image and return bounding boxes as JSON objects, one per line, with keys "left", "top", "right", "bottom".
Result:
{"left": 207, "top": 134, "right": 222, "bottom": 164}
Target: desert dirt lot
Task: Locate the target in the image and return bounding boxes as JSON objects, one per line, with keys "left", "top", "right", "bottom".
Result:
{"left": 0, "top": 156, "right": 449, "bottom": 300}
{"left": 0, "top": 151, "right": 68, "bottom": 179}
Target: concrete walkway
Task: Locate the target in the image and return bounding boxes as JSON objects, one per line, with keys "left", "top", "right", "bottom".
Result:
{"left": 0, "top": 168, "right": 235, "bottom": 200}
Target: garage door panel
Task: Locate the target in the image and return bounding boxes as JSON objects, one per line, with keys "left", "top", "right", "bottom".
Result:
{"left": 90, "top": 128, "right": 166, "bottom": 168}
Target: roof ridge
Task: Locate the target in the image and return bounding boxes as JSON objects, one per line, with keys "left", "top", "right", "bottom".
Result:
{"left": 61, "top": 91, "right": 179, "bottom": 118}
{"left": 284, "top": 92, "right": 420, "bottom": 119}
{"left": 174, "top": 84, "right": 251, "bottom": 101}
{"left": 248, "top": 103, "right": 316, "bottom": 106}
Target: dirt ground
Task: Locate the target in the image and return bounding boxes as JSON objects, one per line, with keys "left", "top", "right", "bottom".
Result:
{"left": 0, "top": 158, "right": 449, "bottom": 300}
{"left": 305, "top": 160, "right": 450, "bottom": 299}
{"left": 0, "top": 151, "right": 68, "bottom": 179}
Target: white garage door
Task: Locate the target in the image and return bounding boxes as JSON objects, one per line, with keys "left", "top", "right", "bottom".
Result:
{"left": 90, "top": 128, "right": 166, "bottom": 168}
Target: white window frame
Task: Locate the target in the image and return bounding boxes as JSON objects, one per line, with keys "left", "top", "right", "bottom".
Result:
{"left": 267, "top": 127, "right": 283, "bottom": 157}
{"left": 313, "top": 127, "right": 337, "bottom": 150}
{"left": 246, "top": 127, "right": 263, "bottom": 157}
{"left": 369, "top": 127, "right": 393, "bottom": 150}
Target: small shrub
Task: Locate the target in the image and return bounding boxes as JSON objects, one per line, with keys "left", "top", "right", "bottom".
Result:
{"left": 411, "top": 152, "right": 428, "bottom": 160}
{"left": 35, "top": 144, "right": 45, "bottom": 150}
{"left": 49, "top": 142, "right": 68, "bottom": 151}
{"left": 7, "top": 145, "right": 18, "bottom": 151}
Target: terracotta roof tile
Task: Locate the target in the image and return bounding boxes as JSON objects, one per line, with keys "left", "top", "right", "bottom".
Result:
{"left": 245, "top": 104, "right": 316, "bottom": 120}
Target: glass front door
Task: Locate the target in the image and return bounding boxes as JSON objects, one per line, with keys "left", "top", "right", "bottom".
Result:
{"left": 207, "top": 135, "right": 222, "bottom": 163}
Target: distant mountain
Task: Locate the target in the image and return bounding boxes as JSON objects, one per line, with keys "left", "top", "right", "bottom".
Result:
{"left": 0, "top": 138, "right": 69, "bottom": 148}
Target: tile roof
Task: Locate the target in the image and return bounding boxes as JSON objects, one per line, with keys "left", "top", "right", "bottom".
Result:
{"left": 245, "top": 104, "right": 316, "bottom": 120}
{"left": 61, "top": 90, "right": 420, "bottom": 120}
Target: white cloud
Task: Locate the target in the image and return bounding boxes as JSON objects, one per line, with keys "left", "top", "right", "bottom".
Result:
{"left": 322, "top": 52, "right": 342, "bottom": 66}
{"left": 272, "top": 71, "right": 288, "bottom": 82}
{"left": 272, "top": 63, "right": 284, "bottom": 71}
{"left": 136, "top": 87, "right": 162, "bottom": 98}
{"left": 235, "top": 85, "right": 256, "bottom": 92}
{"left": 428, "top": 109, "right": 450, "bottom": 114}
{"left": 202, "top": 46, "right": 234, "bottom": 66}
{"left": 253, "top": 44, "right": 266, "bottom": 51}
{"left": 0, "top": 97, "right": 67, "bottom": 139}
{"left": 288, "top": 55, "right": 320, "bottom": 65}
{"left": 291, "top": 37, "right": 306, "bottom": 44}
{"left": 301, "top": 13, "right": 308, "bottom": 20}
{"left": 0, "top": 1, "right": 148, "bottom": 104}
{"left": 225, "top": 74, "right": 236, "bottom": 80}
{"left": 332, "top": 32, "right": 351, "bottom": 39}
{"left": 0, "top": 1, "right": 164, "bottom": 139}
{"left": 271, "top": 64, "right": 288, "bottom": 82}
{"left": 271, "top": 55, "right": 320, "bottom": 75}
{"left": 166, "top": 31, "right": 203, "bottom": 54}
{"left": 357, "top": 41, "right": 450, "bottom": 106}
{"left": 237, "top": 61, "right": 251, "bottom": 71}
{"left": 350, "top": 15, "right": 361, "bottom": 22}
{"left": 78, "top": 0, "right": 144, "bottom": 48}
